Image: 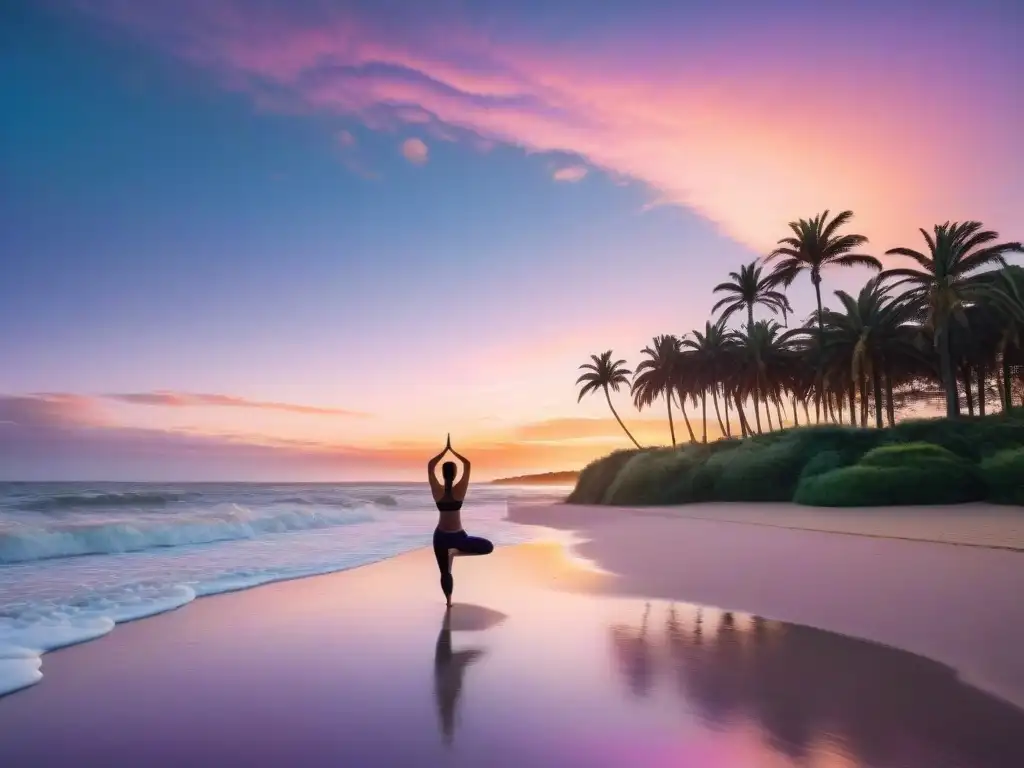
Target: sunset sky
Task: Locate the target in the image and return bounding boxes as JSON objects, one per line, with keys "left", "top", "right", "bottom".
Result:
{"left": 1, "top": 0, "right": 1021, "bottom": 480}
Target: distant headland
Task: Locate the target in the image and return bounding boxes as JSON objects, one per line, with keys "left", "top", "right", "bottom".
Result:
{"left": 489, "top": 471, "right": 580, "bottom": 486}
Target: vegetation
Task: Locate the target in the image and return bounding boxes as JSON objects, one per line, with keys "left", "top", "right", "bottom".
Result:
{"left": 981, "top": 448, "right": 1024, "bottom": 505}
{"left": 572, "top": 214, "right": 1024, "bottom": 507}
{"left": 566, "top": 412, "right": 1024, "bottom": 507}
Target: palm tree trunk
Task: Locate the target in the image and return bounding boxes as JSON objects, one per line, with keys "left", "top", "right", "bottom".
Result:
{"left": 848, "top": 384, "right": 856, "bottom": 427}
{"left": 814, "top": 277, "right": 824, "bottom": 423}
{"left": 700, "top": 390, "right": 708, "bottom": 443}
{"left": 1002, "top": 352, "right": 1013, "bottom": 413}
{"left": 860, "top": 376, "right": 868, "bottom": 428}
{"left": 775, "top": 398, "right": 785, "bottom": 429}
{"left": 733, "top": 391, "right": 752, "bottom": 437}
{"left": 765, "top": 397, "right": 775, "bottom": 431}
{"left": 872, "top": 363, "right": 883, "bottom": 429}
{"left": 675, "top": 389, "right": 697, "bottom": 444}
{"left": 665, "top": 392, "right": 676, "bottom": 446}
{"left": 802, "top": 400, "right": 810, "bottom": 425}
{"left": 836, "top": 391, "right": 844, "bottom": 424}
{"left": 792, "top": 395, "right": 800, "bottom": 427}
{"left": 604, "top": 386, "right": 642, "bottom": 448}
{"left": 962, "top": 364, "right": 975, "bottom": 417}
{"left": 978, "top": 362, "right": 986, "bottom": 417}
{"left": 885, "top": 371, "right": 895, "bottom": 427}
{"left": 723, "top": 389, "right": 732, "bottom": 437}
{"left": 711, "top": 385, "right": 726, "bottom": 438}
{"left": 751, "top": 394, "right": 763, "bottom": 434}
{"left": 937, "top": 323, "right": 959, "bottom": 418}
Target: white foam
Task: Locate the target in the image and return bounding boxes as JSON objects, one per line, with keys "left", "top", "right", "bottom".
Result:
{"left": 0, "top": 504, "right": 376, "bottom": 564}
{"left": 0, "top": 483, "right": 564, "bottom": 698}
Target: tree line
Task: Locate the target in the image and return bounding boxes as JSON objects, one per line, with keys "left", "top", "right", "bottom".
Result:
{"left": 576, "top": 212, "right": 1024, "bottom": 447}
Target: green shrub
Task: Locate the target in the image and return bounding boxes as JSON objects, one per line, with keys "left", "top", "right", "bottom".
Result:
{"left": 708, "top": 437, "right": 806, "bottom": 501}
{"left": 603, "top": 446, "right": 711, "bottom": 505}
{"left": 981, "top": 448, "right": 1024, "bottom": 505}
{"left": 859, "top": 442, "right": 961, "bottom": 468}
{"left": 566, "top": 449, "right": 639, "bottom": 504}
{"left": 794, "top": 462, "right": 986, "bottom": 506}
{"left": 565, "top": 412, "right": 1024, "bottom": 507}
{"left": 798, "top": 450, "right": 850, "bottom": 482}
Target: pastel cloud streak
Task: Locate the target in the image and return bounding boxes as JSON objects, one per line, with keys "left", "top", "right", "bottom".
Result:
{"left": 553, "top": 165, "right": 587, "bottom": 183}
{"left": 69, "top": 0, "right": 1023, "bottom": 251}
{"left": 400, "top": 137, "right": 429, "bottom": 164}
{"left": 0, "top": 394, "right": 665, "bottom": 479}
{"left": 104, "top": 391, "right": 370, "bottom": 417}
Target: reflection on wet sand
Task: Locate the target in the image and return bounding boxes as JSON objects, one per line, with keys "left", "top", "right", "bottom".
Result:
{"left": 611, "top": 603, "right": 1024, "bottom": 767}
{"left": 433, "top": 604, "right": 506, "bottom": 746}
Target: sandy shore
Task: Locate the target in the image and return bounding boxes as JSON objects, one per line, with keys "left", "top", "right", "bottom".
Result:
{"left": 1, "top": 502, "right": 1022, "bottom": 766}
{"left": 510, "top": 502, "right": 1024, "bottom": 709}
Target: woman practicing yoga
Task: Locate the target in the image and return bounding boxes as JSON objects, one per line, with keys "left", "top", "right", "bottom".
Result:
{"left": 428, "top": 435, "right": 493, "bottom": 607}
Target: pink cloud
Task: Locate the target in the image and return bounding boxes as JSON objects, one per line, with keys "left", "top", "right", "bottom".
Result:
{"left": 71, "top": 1, "right": 1022, "bottom": 251}
{"left": 336, "top": 129, "right": 356, "bottom": 148}
{"left": 0, "top": 395, "right": 626, "bottom": 480}
{"left": 553, "top": 165, "right": 587, "bottom": 183}
{"left": 105, "top": 391, "right": 370, "bottom": 417}
{"left": 400, "top": 137, "right": 429, "bottom": 164}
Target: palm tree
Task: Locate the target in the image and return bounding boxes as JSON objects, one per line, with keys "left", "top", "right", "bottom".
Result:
{"left": 997, "top": 268, "right": 1024, "bottom": 411}
{"left": 632, "top": 335, "right": 681, "bottom": 446}
{"left": 576, "top": 351, "right": 643, "bottom": 448}
{"left": 765, "top": 210, "right": 882, "bottom": 418}
{"left": 818, "top": 277, "right": 919, "bottom": 428}
{"left": 712, "top": 261, "right": 792, "bottom": 331}
{"left": 682, "top": 319, "right": 732, "bottom": 440}
{"left": 671, "top": 343, "right": 700, "bottom": 444}
{"left": 727, "top": 320, "right": 797, "bottom": 434}
{"left": 881, "top": 222, "right": 1023, "bottom": 417}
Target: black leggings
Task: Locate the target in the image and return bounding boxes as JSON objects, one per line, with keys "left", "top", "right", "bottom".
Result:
{"left": 433, "top": 528, "right": 494, "bottom": 600}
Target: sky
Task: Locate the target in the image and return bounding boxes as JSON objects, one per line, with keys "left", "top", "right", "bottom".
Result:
{"left": 1, "top": 0, "right": 1021, "bottom": 480}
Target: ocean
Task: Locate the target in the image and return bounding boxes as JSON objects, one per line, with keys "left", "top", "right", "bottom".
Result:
{"left": 0, "top": 482, "right": 569, "bottom": 697}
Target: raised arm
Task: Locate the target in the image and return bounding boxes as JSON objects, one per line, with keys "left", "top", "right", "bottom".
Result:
{"left": 427, "top": 448, "right": 447, "bottom": 498}
{"left": 449, "top": 448, "right": 472, "bottom": 497}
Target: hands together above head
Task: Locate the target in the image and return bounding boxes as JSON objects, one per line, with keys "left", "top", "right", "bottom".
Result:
{"left": 431, "top": 433, "right": 468, "bottom": 465}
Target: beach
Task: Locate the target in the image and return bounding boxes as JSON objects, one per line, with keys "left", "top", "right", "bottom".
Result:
{"left": 1, "top": 501, "right": 1023, "bottom": 767}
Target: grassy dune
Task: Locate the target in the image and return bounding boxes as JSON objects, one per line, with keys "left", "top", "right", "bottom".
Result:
{"left": 567, "top": 410, "right": 1024, "bottom": 507}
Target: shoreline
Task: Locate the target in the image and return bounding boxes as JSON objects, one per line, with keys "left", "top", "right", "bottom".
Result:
{"left": 550, "top": 500, "right": 1024, "bottom": 552}
{"left": 1, "top": 536, "right": 1023, "bottom": 766}
{"left": 508, "top": 501, "right": 1024, "bottom": 710}
{"left": 4, "top": 500, "right": 1023, "bottom": 714}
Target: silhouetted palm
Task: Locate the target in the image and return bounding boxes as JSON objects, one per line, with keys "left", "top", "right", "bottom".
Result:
{"left": 766, "top": 210, "right": 881, "bottom": 419}
{"left": 682, "top": 319, "right": 732, "bottom": 441}
{"left": 985, "top": 266, "right": 1024, "bottom": 410}
{"left": 577, "top": 351, "right": 643, "bottom": 448}
{"left": 728, "top": 321, "right": 798, "bottom": 434}
{"left": 713, "top": 261, "right": 792, "bottom": 331}
{"left": 881, "top": 222, "right": 1023, "bottom": 417}
{"left": 818, "top": 277, "right": 920, "bottom": 428}
{"left": 632, "top": 335, "right": 681, "bottom": 445}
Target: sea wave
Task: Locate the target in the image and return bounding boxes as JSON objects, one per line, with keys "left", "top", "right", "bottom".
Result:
{"left": 18, "top": 490, "right": 201, "bottom": 512}
{"left": 0, "top": 482, "right": 566, "bottom": 698}
{"left": 0, "top": 503, "right": 376, "bottom": 565}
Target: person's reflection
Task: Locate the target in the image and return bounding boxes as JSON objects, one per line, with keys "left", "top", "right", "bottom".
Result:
{"left": 433, "top": 607, "right": 486, "bottom": 746}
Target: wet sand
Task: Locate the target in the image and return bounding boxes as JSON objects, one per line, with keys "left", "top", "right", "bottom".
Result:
{"left": 1, "top": 505, "right": 1023, "bottom": 767}
{"left": 510, "top": 502, "right": 1024, "bottom": 710}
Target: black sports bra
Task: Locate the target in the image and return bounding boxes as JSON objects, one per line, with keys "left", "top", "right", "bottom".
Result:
{"left": 436, "top": 498, "right": 463, "bottom": 513}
